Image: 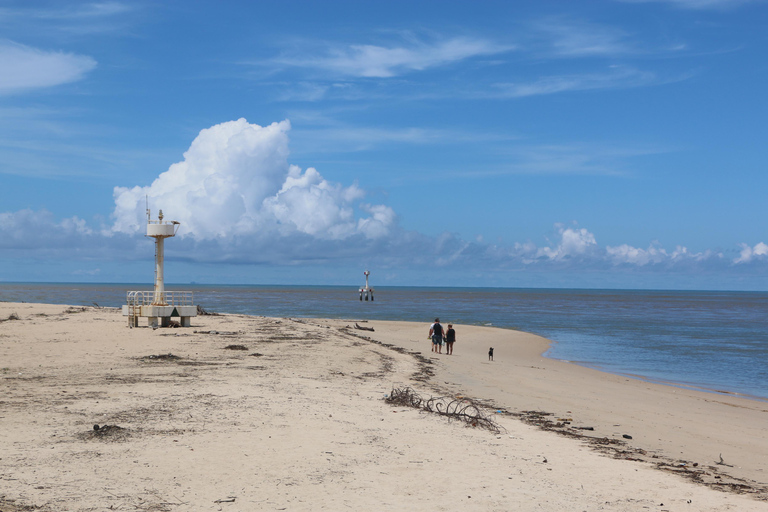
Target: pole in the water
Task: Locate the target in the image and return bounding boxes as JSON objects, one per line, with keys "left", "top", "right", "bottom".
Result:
{"left": 359, "top": 270, "right": 374, "bottom": 301}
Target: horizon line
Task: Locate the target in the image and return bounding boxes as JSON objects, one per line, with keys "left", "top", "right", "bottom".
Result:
{"left": 1, "top": 280, "right": 766, "bottom": 294}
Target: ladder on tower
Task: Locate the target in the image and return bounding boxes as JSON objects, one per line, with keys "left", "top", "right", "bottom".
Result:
{"left": 127, "top": 291, "right": 139, "bottom": 328}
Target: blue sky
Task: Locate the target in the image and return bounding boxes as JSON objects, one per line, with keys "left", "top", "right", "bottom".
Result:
{"left": 1, "top": 0, "right": 768, "bottom": 289}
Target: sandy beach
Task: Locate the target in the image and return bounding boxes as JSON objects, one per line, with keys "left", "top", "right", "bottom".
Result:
{"left": 1, "top": 302, "right": 766, "bottom": 511}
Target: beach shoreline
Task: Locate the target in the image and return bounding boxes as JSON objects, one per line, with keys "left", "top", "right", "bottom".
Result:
{"left": 1, "top": 302, "right": 767, "bottom": 511}
{"left": 543, "top": 357, "right": 768, "bottom": 404}
{"left": 343, "top": 318, "right": 768, "bottom": 481}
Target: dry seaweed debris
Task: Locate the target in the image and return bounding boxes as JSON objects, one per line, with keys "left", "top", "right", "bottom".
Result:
{"left": 514, "top": 410, "right": 768, "bottom": 498}
{"left": 0, "top": 498, "right": 41, "bottom": 512}
{"left": 386, "top": 386, "right": 503, "bottom": 434}
{"left": 142, "top": 353, "right": 182, "bottom": 361}
{"left": 0, "top": 312, "right": 20, "bottom": 322}
{"left": 338, "top": 326, "right": 434, "bottom": 382}
{"left": 79, "top": 424, "right": 130, "bottom": 442}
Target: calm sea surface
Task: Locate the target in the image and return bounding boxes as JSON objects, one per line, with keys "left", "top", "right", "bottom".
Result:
{"left": 2, "top": 283, "right": 767, "bottom": 400}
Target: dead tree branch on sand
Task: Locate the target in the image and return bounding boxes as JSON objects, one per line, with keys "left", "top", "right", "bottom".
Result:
{"left": 386, "top": 387, "right": 503, "bottom": 434}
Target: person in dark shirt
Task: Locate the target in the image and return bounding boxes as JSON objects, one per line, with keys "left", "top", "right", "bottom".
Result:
{"left": 445, "top": 324, "right": 456, "bottom": 355}
{"left": 429, "top": 318, "right": 443, "bottom": 354}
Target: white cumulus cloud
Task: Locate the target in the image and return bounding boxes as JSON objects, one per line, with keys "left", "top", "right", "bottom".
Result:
{"left": 110, "top": 118, "right": 396, "bottom": 241}
{"left": 605, "top": 240, "right": 716, "bottom": 266}
{"left": 734, "top": 242, "right": 768, "bottom": 264}
{"left": 606, "top": 242, "right": 670, "bottom": 265}
{"left": 0, "top": 40, "right": 96, "bottom": 94}
{"left": 536, "top": 225, "right": 598, "bottom": 261}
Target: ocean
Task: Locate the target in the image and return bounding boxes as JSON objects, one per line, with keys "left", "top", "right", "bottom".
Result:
{"left": 2, "top": 283, "right": 766, "bottom": 400}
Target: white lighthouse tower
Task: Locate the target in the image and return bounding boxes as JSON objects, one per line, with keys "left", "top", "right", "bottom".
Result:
{"left": 147, "top": 209, "right": 177, "bottom": 305}
{"left": 123, "top": 208, "right": 197, "bottom": 328}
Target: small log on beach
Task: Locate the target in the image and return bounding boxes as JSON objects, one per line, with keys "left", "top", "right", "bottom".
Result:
{"left": 355, "top": 323, "right": 375, "bottom": 332}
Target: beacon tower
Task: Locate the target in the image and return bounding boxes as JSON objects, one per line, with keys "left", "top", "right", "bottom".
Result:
{"left": 124, "top": 208, "right": 197, "bottom": 328}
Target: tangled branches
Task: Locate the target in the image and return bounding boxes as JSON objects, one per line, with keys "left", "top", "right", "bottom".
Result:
{"left": 386, "top": 387, "right": 503, "bottom": 434}
{"left": 0, "top": 312, "right": 20, "bottom": 323}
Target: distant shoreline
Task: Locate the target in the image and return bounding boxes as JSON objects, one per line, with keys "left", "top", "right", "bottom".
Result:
{"left": 6, "top": 294, "right": 765, "bottom": 403}
{"left": 3, "top": 285, "right": 768, "bottom": 400}
{"left": 4, "top": 280, "right": 768, "bottom": 293}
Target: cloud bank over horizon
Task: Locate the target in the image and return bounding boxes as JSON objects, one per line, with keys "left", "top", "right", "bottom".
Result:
{"left": 2, "top": 118, "right": 768, "bottom": 285}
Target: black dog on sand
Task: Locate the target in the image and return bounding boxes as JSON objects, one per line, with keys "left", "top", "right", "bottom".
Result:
{"left": 488, "top": 347, "right": 494, "bottom": 361}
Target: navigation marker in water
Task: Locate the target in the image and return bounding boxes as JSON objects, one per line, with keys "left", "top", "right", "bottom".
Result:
{"left": 359, "top": 270, "right": 374, "bottom": 301}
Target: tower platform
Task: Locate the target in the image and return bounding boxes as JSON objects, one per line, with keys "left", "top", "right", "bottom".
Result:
{"left": 123, "top": 290, "right": 197, "bottom": 328}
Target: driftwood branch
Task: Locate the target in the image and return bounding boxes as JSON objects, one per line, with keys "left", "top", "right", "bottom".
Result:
{"left": 386, "top": 387, "right": 503, "bottom": 434}
{"left": 717, "top": 454, "right": 734, "bottom": 467}
{"left": 354, "top": 323, "right": 374, "bottom": 332}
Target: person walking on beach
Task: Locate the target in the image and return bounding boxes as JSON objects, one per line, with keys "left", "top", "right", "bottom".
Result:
{"left": 445, "top": 324, "right": 456, "bottom": 355}
{"left": 429, "top": 318, "right": 443, "bottom": 354}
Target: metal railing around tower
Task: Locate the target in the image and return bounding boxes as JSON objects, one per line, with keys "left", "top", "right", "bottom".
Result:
{"left": 126, "top": 290, "right": 194, "bottom": 307}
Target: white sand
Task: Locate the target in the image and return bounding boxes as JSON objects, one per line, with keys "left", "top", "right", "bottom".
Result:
{"left": 0, "top": 303, "right": 766, "bottom": 511}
